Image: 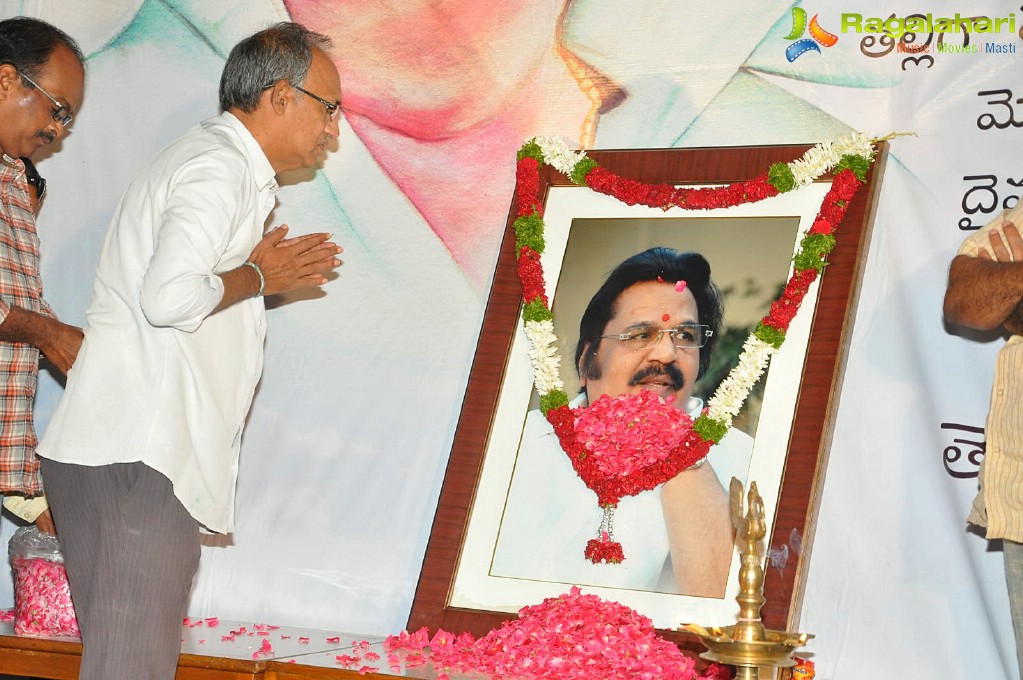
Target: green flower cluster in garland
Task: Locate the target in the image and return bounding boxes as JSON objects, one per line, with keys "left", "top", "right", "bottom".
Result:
{"left": 569, "top": 157, "right": 599, "bottom": 185}
{"left": 693, "top": 415, "right": 728, "bottom": 444}
{"left": 753, "top": 321, "right": 786, "bottom": 350}
{"left": 517, "top": 140, "right": 544, "bottom": 163}
{"left": 835, "top": 153, "right": 871, "bottom": 182}
{"left": 540, "top": 390, "right": 569, "bottom": 413}
{"left": 767, "top": 162, "right": 796, "bottom": 193}
{"left": 522, "top": 298, "right": 553, "bottom": 324}
{"left": 793, "top": 233, "right": 836, "bottom": 273}
{"left": 514, "top": 213, "right": 546, "bottom": 255}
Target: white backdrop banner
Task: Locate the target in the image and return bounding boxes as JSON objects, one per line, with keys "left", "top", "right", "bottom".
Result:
{"left": 0, "top": 1, "right": 1018, "bottom": 677}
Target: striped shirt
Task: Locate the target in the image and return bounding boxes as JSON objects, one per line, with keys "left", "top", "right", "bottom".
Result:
{"left": 0, "top": 158, "right": 55, "bottom": 496}
{"left": 958, "top": 208, "right": 1023, "bottom": 542}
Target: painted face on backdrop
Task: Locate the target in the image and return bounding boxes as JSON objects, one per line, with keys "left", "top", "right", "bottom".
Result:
{"left": 278, "top": 47, "right": 342, "bottom": 172}
{"left": 283, "top": 0, "right": 568, "bottom": 139}
{"left": 580, "top": 281, "right": 702, "bottom": 410}
{"left": 0, "top": 44, "right": 84, "bottom": 160}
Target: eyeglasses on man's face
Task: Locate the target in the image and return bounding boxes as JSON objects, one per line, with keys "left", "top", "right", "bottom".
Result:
{"left": 601, "top": 323, "right": 714, "bottom": 350}
{"left": 16, "top": 69, "right": 73, "bottom": 127}
{"left": 292, "top": 84, "right": 340, "bottom": 122}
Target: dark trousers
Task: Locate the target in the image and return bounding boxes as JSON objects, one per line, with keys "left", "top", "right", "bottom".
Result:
{"left": 40, "top": 458, "right": 200, "bottom": 680}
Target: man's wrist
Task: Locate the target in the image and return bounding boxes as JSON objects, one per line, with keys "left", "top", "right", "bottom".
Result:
{"left": 242, "top": 261, "right": 265, "bottom": 298}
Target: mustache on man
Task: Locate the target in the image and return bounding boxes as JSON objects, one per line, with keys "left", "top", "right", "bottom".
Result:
{"left": 628, "top": 363, "right": 685, "bottom": 391}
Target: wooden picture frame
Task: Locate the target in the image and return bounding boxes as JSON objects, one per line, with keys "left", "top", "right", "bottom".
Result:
{"left": 408, "top": 143, "right": 888, "bottom": 647}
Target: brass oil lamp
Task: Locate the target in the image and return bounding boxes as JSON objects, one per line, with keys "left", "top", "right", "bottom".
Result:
{"left": 680, "top": 481, "right": 813, "bottom": 680}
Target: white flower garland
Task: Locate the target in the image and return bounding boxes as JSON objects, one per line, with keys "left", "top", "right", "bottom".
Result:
{"left": 534, "top": 136, "right": 588, "bottom": 175}
{"left": 705, "top": 336, "right": 775, "bottom": 422}
{"left": 523, "top": 319, "right": 565, "bottom": 395}
{"left": 789, "top": 131, "right": 873, "bottom": 187}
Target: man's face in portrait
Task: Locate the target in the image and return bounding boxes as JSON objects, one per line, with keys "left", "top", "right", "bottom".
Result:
{"left": 580, "top": 280, "right": 701, "bottom": 410}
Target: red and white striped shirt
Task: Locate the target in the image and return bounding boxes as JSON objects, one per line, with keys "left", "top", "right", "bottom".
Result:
{"left": 0, "top": 158, "right": 55, "bottom": 495}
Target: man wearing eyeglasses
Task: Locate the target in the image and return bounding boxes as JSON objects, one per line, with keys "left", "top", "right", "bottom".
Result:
{"left": 36, "top": 22, "right": 342, "bottom": 680}
{"left": 494, "top": 247, "right": 751, "bottom": 597}
{"left": 0, "top": 17, "right": 85, "bottom": 538}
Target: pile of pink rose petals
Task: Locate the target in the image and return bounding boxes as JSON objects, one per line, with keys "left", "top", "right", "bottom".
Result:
{"left": 385, "top": 587, "right": 732, "bottom": 680}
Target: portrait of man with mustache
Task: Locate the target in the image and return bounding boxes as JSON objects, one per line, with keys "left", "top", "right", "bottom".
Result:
{"left": 493, "top": 247, "right": 753, "bottom": 597}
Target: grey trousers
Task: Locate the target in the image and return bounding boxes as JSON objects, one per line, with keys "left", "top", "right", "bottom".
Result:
{"left": 1006, "top": 539, "right": 1023, "bottom": 680}
{"left": 40, "top": 458, "right": 200, "bottom": 680}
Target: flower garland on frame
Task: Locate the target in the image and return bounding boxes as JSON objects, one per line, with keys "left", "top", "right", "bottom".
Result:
{"left": 513, "top": 134, "right": 876, "bottom": 563}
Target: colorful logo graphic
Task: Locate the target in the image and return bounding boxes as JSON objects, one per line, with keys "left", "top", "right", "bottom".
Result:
{"left": 784, "top": 7, "right": 838, "bottom": 61}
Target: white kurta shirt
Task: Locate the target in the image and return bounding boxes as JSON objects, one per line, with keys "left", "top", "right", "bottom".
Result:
{"left": 38, "top": 112, "right": 276, "bottom": 534}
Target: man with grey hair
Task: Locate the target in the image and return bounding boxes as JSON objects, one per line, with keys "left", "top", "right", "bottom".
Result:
{"left": 37, "top": 22, "right": 343, "bottom": 680}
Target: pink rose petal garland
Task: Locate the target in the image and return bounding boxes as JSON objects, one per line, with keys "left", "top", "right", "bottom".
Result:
{"left": 577, "top": 391, "right": 691, "bottom": 478}
{"left": 513, "top": 135, "right": 875, "bottom": 563}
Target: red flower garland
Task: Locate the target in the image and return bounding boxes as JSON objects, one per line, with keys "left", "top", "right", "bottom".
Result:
{"left": 514, "top": 148, "right": 867, "bottom": 560}
{"left": 765, "top": 268, "right": 819, "bottom": 331}
{"left": 517, "top": 247, "right": 548, "bottom": 307}
{"left": 583, "top": 167, "right": 781, "bottom": 211}
{"left": 516, "top": 157, "right": 543, "bottom": 217}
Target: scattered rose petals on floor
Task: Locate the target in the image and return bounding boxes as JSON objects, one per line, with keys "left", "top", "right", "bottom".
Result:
{"left": 252, "top": 637, "right": 274, "bottom": 659}
{"left": 332, "top": 639, "right": 380, "bottom": 674}
{"left": 168, "top": 616, "right": 380, "bottom": 668}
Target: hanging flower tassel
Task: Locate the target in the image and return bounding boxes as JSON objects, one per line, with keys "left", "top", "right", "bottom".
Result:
{"left": 584, "top": 506, "right": 625, "bottom": 563}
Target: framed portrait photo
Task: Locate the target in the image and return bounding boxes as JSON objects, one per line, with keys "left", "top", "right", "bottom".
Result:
{"left": 409, "top": 143, "right": 887, "bottom": 645}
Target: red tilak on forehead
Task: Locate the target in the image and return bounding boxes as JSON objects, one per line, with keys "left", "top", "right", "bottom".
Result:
{"left": 661, "top": 313, "right": 670, "bottom": 322}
